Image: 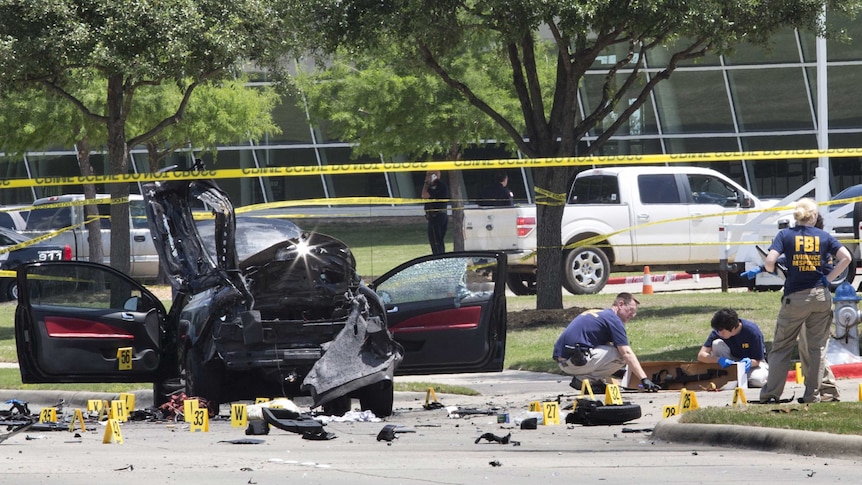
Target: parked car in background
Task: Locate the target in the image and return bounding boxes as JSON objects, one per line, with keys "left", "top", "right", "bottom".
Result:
{"left": 14, "top": 175, "right": 508, "bottom": 417}
{"left": 21, "top": 194, "right": 159, "bottom": 280}
{"left": 0, "top": 227, "right": 71, "bottom": 301}
{"left": 0, "top": 207, "right": 28, "bottom": 232}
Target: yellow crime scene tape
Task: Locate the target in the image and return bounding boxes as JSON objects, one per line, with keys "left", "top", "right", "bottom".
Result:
{"left": 4, "top": 148, "right": 862, "bottom": 259}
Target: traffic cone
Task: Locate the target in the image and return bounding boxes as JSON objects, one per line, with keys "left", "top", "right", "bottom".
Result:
{"left": 642, "top": 266, "right": 654, "bottom": 295}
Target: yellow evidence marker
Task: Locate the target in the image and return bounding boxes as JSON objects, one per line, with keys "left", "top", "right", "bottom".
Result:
{"left": 190, "top": 407, "right": 209, "bottom": 432}
{"left": 732, "top": 387, "right": 748, "bottom": 406}
{"left": 662, "top": 405, "right": 679, "bottom": 418}
{"left": 604, "top": 384, "right": 624, "bottom": 405}
{"left": 231, "top": 404, "right": 248, "bottom": 428}
{"left": 102, "top": 419, "right": 124, "bottom": 444}
{"left": 39, "top": 407, "right": 57, "bottom": 423}
{"left": 678, "top": 389, "right": 700, "bottom": 413}
{"left": 541, "top": 401, "right": 560, "bottom": 425}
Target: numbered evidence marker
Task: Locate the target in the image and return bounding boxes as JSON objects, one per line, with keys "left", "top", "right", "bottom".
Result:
{"left": 529, "top": 401, "right": 542, "bottom": 412}
{"left": 117, "top": 347, "right": 133, "bottom": 371}
{"left": 190, "top": 407, "right": 209, "bottom": 432}
{"left": 662, "top": 405, "right": 679, "bottom": 418}
{"left": 541, "top": 401, "right": 560, "bottom": 425}
{"left": 678, "top": 389, "right": 700, "bottom": 413}
{"left": 604, "top": 384, "right": 624, "bottom": 405}
{"left": 102, "top": 419, "right": 124, "bottom": 444}
{"left": 231, "top": 404, "right": 248, "bottom": 428}
{"left": 38, "top": 407, "right": 57, "bottom": 423}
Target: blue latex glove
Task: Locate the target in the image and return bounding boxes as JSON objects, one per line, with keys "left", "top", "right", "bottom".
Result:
{"left": 739, "top": 357, "right": 752, "bottom": 373}
{"left": 822, "top": 275, "right": 831, "bottom": 289}
{"left": 717, "top": 356, "right": 736, "bottom": 369}
{"left": 740, "top": 266, "right": 763, "bottom": 280}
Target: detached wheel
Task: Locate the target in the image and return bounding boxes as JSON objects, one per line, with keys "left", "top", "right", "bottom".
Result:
{"left": 184, "top": 346, "right": 224, "bottom": 410}
{"left": 359, "top": 380, "right": 394, "bottom": 417}
{"left": 506, "top": 273, "right": 537, "bottom": 295}
{"left": 562, "top": 246, "right": 610, "bottom": 295}
{"left": 567, "top": 399, "right": 642, "bottom": 425}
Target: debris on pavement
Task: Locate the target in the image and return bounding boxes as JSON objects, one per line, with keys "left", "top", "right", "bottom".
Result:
{"left": 474, "top": 432, "right": 511, "bottom": 444}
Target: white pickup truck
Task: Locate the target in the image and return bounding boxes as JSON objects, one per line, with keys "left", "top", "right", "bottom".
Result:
{"left": 21, "top": 194, "right": 160, "bottom": 280}
{"left": 464, "top": 166, "right": 790, "bottom": 295}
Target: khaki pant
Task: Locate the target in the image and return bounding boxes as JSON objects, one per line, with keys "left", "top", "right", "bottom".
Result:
{"left": 760, "top": 287, "right": 831, "bottom": 403}
{"left": 557, "top": 345, "right": 624, "bottom": 382}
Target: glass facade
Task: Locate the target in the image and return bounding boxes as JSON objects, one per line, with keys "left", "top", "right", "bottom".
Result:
{"left": 1, "top": 23, "right": 861, "bottom": 210}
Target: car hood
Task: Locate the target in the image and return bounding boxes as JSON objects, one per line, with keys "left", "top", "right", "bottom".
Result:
{"left": 143, "top": 178, "right": 245, "bottom": 296}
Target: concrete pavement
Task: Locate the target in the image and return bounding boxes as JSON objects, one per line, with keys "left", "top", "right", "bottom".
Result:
{"left": 3, "top": 369, "right": 862, "bottom": 461}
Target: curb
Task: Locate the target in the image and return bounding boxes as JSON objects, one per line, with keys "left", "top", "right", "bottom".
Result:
{"left": 607, "top": 272, "right": 719, "bottom": 285}
{"left": 653, "top": 419, "right": 862, "bottom": 460}
{"left": 0, "top": 389, "right": 154, "bottom": 411}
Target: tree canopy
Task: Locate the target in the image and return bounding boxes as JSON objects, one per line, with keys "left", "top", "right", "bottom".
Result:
{"left": 0, "top": 0, "right": 289, "bottom": 275}
{"left": 284, "top": 0, "right": 861, "bottom": 309}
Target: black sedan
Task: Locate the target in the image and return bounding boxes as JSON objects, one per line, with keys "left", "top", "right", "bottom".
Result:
{"left": 13, "top": 176, "right": 507, "bottom": 417}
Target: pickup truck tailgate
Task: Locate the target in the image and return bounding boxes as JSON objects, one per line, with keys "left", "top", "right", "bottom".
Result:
{"left": 463, "top": 207, "right": 534, "bottom": 251}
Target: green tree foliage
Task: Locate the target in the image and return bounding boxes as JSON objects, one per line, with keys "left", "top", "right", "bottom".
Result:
{"left": 0, "top": 0, "right": 288, "bottom": 275}
{"left": 283, "top": 0, "right": 861, "bottom": 309}
{"left": 292, "top": 41, "right": 525, "bottom": 250}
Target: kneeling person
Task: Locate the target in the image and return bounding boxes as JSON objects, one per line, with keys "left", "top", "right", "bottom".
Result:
{"left": 552, "top": 292, "right": 660, "bottom": 393}
{"left": 697, "top": 308, "right": 769, "bottom": 387}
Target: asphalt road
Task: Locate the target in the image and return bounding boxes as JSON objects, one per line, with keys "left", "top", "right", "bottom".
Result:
{"left": 2, "top": 371, "right": 861, "bottom": 485}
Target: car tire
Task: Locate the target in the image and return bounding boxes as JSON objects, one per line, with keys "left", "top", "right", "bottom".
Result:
{"left": 184, "top": 346, "right": 224, "bottom": 410}
{"left": 830, "top": 254, "right": 856, "bottom": 291}
{"left": 359, "top": 380, "right": 394, "bottom": 417}
{"left": 322, "top": 396, "right": 352, "bottom": 416}
{"left": 5, "top": 279, "right": 18, "bottom": 301}
{"left": 153, "top": 378, "right": 183, "bottom": 407}
{"left": 0, "top": 279, "right": 11, "bottom": 302}
{"left": 506, "top": 273, "right": 537, "bottom": 295}
{"left": 562, "top": 246, "right": 610, "bottom": 295}
{"left": 566, "top": 399, "right": 642, "bottom": 426}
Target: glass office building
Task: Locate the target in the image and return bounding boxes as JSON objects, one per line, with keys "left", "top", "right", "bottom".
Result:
{"left": 1, "top": 19, "right": 861, "bottom": 210}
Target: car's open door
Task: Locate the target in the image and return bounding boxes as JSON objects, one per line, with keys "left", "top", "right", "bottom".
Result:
{"left": 370, "top": 252, "right": 507, "bottom": 375}
{"left": 15, "top": 261, "right": 168, "bottom": 384}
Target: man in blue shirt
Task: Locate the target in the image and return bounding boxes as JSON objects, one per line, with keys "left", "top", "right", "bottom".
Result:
{"left": 552, "top": 292, "right": 660, "bottom": 393}
{"left": 697, "top": 308, "right": 769, "bottom": 387}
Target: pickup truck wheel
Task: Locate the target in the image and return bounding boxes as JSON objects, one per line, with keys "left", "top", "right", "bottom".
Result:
{"left": 562, "top": 247, "right": 610, "bottom": 295}
{"left": 506, "top": 273, "right": 537, "bottom": 295}
{"left": 830, "top": 254, "right": 856, "bottom": 290}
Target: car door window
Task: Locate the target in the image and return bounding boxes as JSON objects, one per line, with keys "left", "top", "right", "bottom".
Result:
{"left": 375, "top": 256, "right": 496, "bottom": 306}
{"left": 30, "top": 263, "right": 157, "bottom": 312}
{"left": 688, "top": 174, "right": 739, "bottom": 207}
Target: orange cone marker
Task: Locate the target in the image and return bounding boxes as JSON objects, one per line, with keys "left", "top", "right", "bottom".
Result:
{"left": 642, "top": 266, "right": 654, "bottom": 295}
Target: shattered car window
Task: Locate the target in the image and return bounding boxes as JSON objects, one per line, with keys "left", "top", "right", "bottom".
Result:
{"left": 27, "top": 264, "right": 151, "bottom": 311}
{"left": 375, "top": 257, "right": 496, "bottom": 305}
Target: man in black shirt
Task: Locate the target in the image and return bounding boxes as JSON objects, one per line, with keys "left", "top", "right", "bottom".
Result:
{"left": 422, "top": 170, "right": 449, "bottom": 254}
{"left": 478, "top": 171, "right": 514, "bottom": 206}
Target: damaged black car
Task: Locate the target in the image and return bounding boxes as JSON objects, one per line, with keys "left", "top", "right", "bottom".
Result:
{"left": 13, "top": 177, "right": 508, "bottom": 417}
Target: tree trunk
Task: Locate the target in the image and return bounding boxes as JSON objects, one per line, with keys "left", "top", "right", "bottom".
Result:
{"left": 533, "top": 167, "right": 567, "bottom": 310}
{"left": 106, "top": 74, "right": 131, "bottom": 276}
{"left": 446, "top": 144, "right": 465, "bottom": 252}
{"left": 75, "top": 136, "right": 104, "bottom": 266}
